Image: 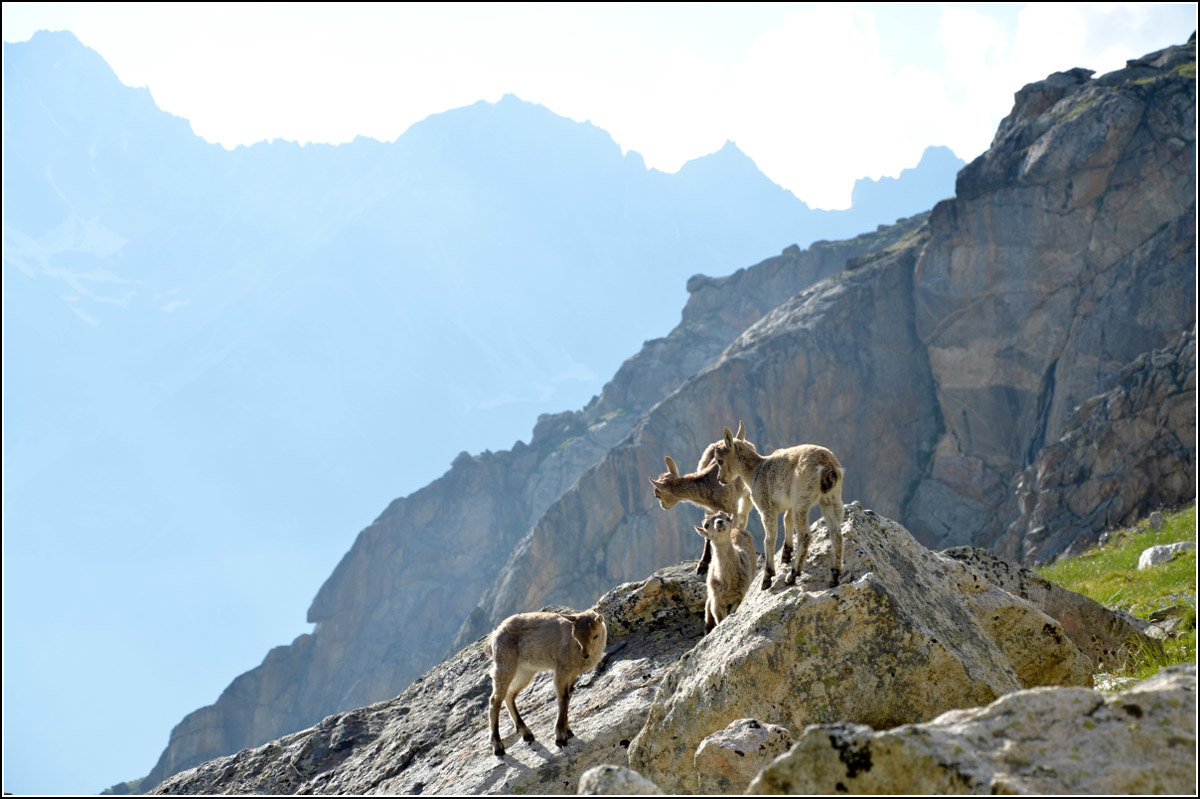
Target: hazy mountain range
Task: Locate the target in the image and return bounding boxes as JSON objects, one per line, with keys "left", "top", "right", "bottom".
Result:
{"left": 3, "top": 30, "right": 965, "bottom": 794}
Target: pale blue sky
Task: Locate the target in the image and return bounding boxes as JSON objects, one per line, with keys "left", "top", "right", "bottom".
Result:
{"left": 4, "top": 3, "right": 1195, "bottom": 208}
{"left": 1, "top": 3, "right": 1196, "bottom": 795}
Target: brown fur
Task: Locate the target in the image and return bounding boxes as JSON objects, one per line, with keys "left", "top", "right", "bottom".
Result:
{"left": 694, "top": 511, "right": 756, "bottom": 633}
{"left": 649, "top": 422, "right": 752, "bottom": 575}
{"left": 712, "top": 424, "right": 845, "bottom": 590}
{"left": 485, "top": 610, "right": 607, "bottom": 756}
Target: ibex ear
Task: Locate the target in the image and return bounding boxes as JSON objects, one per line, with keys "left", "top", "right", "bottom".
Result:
{"left": 572, "top": 617, "right": 592, "bottom": 658}
{"left": 723, "top": 426, "right": 734, "bottom": 447}
{"left": 664, "top": 455, "right": 678, "bottom": 476}
{"left": 694, "top": 524, "right": 707, "bottom": 537}
{"left": 736, "top": 420, "right": 746, "bottom": 440}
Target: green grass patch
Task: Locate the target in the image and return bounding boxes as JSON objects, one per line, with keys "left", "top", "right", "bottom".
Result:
{"left": 1037, "top": 505, "right": 1196, "bottom": 683}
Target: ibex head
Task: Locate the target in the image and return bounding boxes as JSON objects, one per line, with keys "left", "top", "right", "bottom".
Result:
{"left": 649, "top": 455, "right": 681, "bottom": 508}
{"left": 564, "top": 611, "right": 607, "bottom": 661}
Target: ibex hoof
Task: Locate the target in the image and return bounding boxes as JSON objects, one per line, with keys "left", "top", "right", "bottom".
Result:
{"left": 830, "top": 568, "right": 841, "bottom": 588}
{"left": 522, "top": 731, "right": 536, "bottom": 743}
{"left": 492, "top": 741, "right": 506, "bottom": 757}
{"left": 760, "top": 574, "right": 773, "bottom": 590}
{"left": 781, "top": 548, "right": 794, "bottom": 563}
{"left": 555, "top": 737, "right": 570, "bottom": 748}
{"left": 784, "top": 569, "right": 797, "bottom": 586}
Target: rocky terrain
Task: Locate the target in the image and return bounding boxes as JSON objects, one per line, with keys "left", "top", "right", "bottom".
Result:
{"left": 140, "top": 36, "right": 1196, "bottom": 790}
{"left": 151, "top": 506, "right": 1192, "bottom": 795}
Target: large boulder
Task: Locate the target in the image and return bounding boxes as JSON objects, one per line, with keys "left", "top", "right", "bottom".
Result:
{"left": 749, "top": 663, "right": 1197, "bottom": 794}
{"left": 626, "top": 504, "right": 1092, "bottom": 793}
{"left": 692, "top": 718, "right": 794, "bottom": 795}
{"left": 943, "top": 545, "right": 1160, "bottom": 671}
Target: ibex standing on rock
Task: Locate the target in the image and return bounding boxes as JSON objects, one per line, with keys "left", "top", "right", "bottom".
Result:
{"left": 485, "top": 610, "right": 607, "bottom": 756}
{"left": 694, "top": 511, "right": 755, "bottom": 633}
{"left": 649, "top": 422, "right": 752, "bottom": 575}
{"left": 711, "top": 424, "right": 845, "bottom": 590}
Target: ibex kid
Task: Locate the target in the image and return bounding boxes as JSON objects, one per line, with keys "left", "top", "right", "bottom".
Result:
{"left": 649, "top": 422, "right": 752, "bottom": 574}
{"left": 485, "top": 609, "right": 607, "bottom": 756}
{"left": 694, "top": 511, "right": 755, "bottom": 633}
{"left": 712, "top": 424, "right": 845, "bottom": 590}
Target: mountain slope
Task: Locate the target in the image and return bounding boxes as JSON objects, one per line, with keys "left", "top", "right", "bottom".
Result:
{"left": 135, "top": 35, "right": 1194, "bottom": 790}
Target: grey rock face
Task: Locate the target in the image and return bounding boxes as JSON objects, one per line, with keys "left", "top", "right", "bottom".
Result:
{"left": 453, "top": 220, "right": 930, "bottom": 650}
{"left": 748, "top": 664, "right": 1198, "bottom": 795}
{"left": 909, "top": 38, "right": 1196, "bottom": 553}
{"left": 999, "top": 330, "right": 1196, "bottom": 563}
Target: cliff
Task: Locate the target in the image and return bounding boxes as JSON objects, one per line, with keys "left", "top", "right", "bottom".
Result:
{"left": 139, "top": 36, "right": 1196, "bottom": 790}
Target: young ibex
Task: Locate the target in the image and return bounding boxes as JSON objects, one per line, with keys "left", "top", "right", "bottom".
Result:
{"left": 694, "top": 511, "right": 755, "bottom": 633}
{"left": 649, "top": 422, "right": 752, "bottom": 575}
{"left": 712, "top": 424, "right": 845, "bottom": 590}
{"left": 485, "top": 609, "right": 608, "bottom": 756}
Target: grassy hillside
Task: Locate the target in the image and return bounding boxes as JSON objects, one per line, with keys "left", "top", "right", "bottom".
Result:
{"left": 1038, "top": 505, "right": 1197, "bottom": 685}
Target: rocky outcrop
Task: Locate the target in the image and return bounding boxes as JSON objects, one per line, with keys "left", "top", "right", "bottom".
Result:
{"left": 152, "top": 508, "right": 1105, "bottom": 795}
{"left": 625, "top": 505, "right": 1092, "bottom": 793}
{"left": 998, "top": 330, "right": 1197, "bottom": 563}
{"left": 909, "top": 37, "right": 1196, "bottom": 552}
{"left": 942, "top": 546, "right": 1159, "bottom": 671}
{"left": 153, "top": 562, "right": 708, "bottom": 795}
{"left": 749, "top": 664, "right": 1197, "bottom": 795}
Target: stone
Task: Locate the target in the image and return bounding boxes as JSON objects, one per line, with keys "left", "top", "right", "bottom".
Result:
{"left": 1138, "top": 542, "right": 1196, "bottom": 570}
{"left": 1146, "top": 604, "right": 1197, "bottom": 639}
{"left": 1149, "top": 511, "right": 1166, "bottom": 530}
{"left": 748, "top": 664, "right": 1197, "bottom": 795}
{"left": 577, "top": 765, "right": 661, "bottom": 795}
{"left": 693, "top": 718, "right": 793, "bottom": 795}
{"left": 942, "top": 546, "right": 1159, "bottom": 672}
